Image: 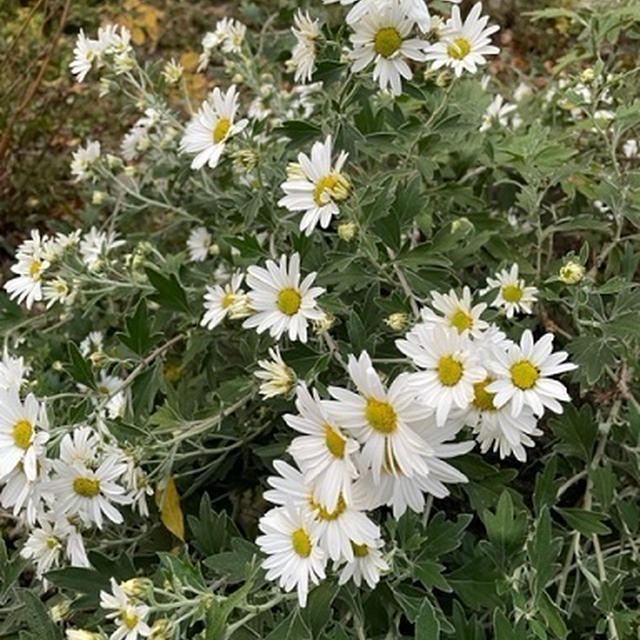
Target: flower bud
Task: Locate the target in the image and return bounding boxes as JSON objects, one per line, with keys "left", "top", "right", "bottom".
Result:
{"left": 559, "top": 261, "right": 585, "bottom": 285}
{"left": 384, "top": 313, "right": 409, "bottom": 332}
{"left": 337, "top": 221, "right": 358, "bottom": 242}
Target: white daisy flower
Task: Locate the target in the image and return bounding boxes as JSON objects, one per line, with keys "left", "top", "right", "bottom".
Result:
{"left": 1, "top": 451, "right": 51, "bottom": 525}
{"left": 349, "top": 1, "right": 429, "bottom": 96}
{"left": 186, "top": 227, "right": 214, "bottom": 262}
{"left": 487, "top": 330, "right": 577, "bottom": 418}
{"left": 255, "top": 347, "right": 296, "bottom": 399}
{"left": 95, "top": 372, "right": 127, "bottom": 419}
{"left": 278, "top": 136, "right": 351, "bottom": 236}
{"left": 0, "top": 351, "right": 26, "bottom": 393}
{"left": 20, "top": 517, "right": 76, "bottom": 578}
{"left": 242, "top": 253, "right": 325, "bottom": 343}
{"left": 79, "top": 227, "right": 125, "bottom": 271}
{"left": 49, "top": 454, "right": 130, "bottom": 529}
{"left": 459, "top": 376, "right": 541, "bottom": 461}
{"left": 70, "top": 140, "right": 101, "bottom": 182}
{"left": 257, "top": 504, "right": 326, "bottom": 608}
{"left": 325, "top": 351, "right": 433, "bottom": 483}
{"left": 426, "top": 2, "right": 500, "bottom": 77}
{"left": 483, "top": 263, "right": 538, "bottom": 318}
{"left": 4, "top": 230, "right": 50, "bottom": 309}
{"left": 70, "top": 30, "right": 101, "bottom": 82}
{"left": 201, "top": 272, "right": 249, "bottom": 330}
{"left": 288, "top": 10, "right": 322, "bottom": 84}
{"left": 420, "top": 286, "right": 488, "bottom": 338}
{"left": 479, "top": 95, "right": 517, "bottom": 132}
{"left": 179, "top": 85, "right": 248, "bottom": 170}
{"left": 43, "top": 277, "right": 72, "bottom": 308}
{"left": 80, "top": 330, "right": 104, "bottom": 357}
{"left": 59, "top": 426, "right": 100, "bottom": 468}
{"left": 100, "top": 578, "right": 151, "bottom": 640}
{"left": 0, "top": 389, "right": 48, "bottom": 481}
{"left": 198, "top": 18, "right": 247, "bottom": 63}
{"left": 285, "top": 384, "right": 359, "bottom": 511}
{"left": 337, "top": 538, "right": 389, "bottom": 588}
{"left": 264, "top": 460, "right": 380, "bottom": 562}
{"left": 397, "top": 325, "right": 486, "bottom": 426}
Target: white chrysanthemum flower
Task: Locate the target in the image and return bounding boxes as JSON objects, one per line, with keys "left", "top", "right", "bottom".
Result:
{"left": 426, "top": 2, "right": 499, "bottom": 77}
{"left": 420, "top": 286, "right": 488, "bottom": 338}
{"left": 473, "top": 323, "right": 512, "bottom": 361}
{"left": 337, "top": 538, "right": 389, "bottom": 588}
{"left": 487, "top": 330, "right": 577, "bottom": 418}
{"left": 198, "top": 17, "right": 246, "bottom": 69}
{"left": 479, "top": 95, "right": 517, "bottom": 132}
{"left": 325, "top": 351, "right": 433, "bottom": 483}
{"left": 71, "top": 140, "right": 101, "bottom": 182}
{"left": 80, "top": 331, "right": 104, "bottom": 358}
{"left": 0, "top": 389, "right": 48, "bottom": 481}
{"left": 264, "top": 460, "right": 380, "bottom": 562}
{"left": 186, "top": 227, "right": 214, "bottom": 262}
{"left": 95, "top": 372, "right": 127, "bottom": 419}
{"left": 79, "top": 227, "right": 125, "bottom": 271}
{"left": 20, "top": 517, "right": 78, "bottom": 578}
{"left": 397, "top": 326, "right": 486, "bottom": 426}
{"left": 242, "top": 253, "right": 325, "bottom": 343}
{"left": 255, "top": 347, "right": 296, "bottom": 399}
{"left": 288, "top": 10, "right": 321, "bottom": 84}
{"left": 257, "top": 504, "right": 326, "bottom": 608}
{"left": 70, "top": 30, "right": 101, "bottom": 82}
{"left": 100, "top": 578, "right": 151, "bottom": 640}
{"left": 278, "top": 136, "right": 351, "bottom": 236}
{"left": 356, "top": 418, "right": 472, "bottom": 518}
{"left": 179, "top": 85, "right": 248, "bottom": 170}
{"left": 201, "top": 272, "right": 250, "bottom": 330}
{"left": 285, "top": 384, "right": 359, "bottom": 511}
{"left": 43, "top": 277, "right": 72, "bottom": 308}
{"left": 49, "top": 455, "right": 130, "bottom": 529}
{"left": 161, "top": 58, "right": 183, "bottom": 84}
{"left": 349, "top": 1, "right": 428, "bottom": 96}
{"left": 0, "top": 351, "right": 26, "bottom": 393}
{"left": 112, "top": 449, "right": 153, "bottom": 518}
{"left": 120, "top": 108, "right": 161, "bottom": 161}
{"left": 483, "top": 263, "right": 538, "bottom": 318}
{"left": 458, "top": 376, "right": 541, "bottom": 461}
{"left": 59, "top": 426, "right": 100, "bottom": 468}
{"left": 4, "top": 230, "right": 50, "bottom": 309}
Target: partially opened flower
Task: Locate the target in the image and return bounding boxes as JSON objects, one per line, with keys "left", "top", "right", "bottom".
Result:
{"left": 483, "top": 263, "right": 538, "bottom": 318}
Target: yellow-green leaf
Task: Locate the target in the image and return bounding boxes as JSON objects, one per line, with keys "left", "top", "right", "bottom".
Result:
{"left": 156, "top": 476, "right": 185, "bottom": 541}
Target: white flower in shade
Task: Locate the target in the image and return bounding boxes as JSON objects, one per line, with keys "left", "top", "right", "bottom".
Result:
{"left": 255, "top": 347, "right": 296, "bottom": 399}
{"left": 95, "top": 372, "right": 127, "bottom": 419}
{"left": 4, "top": 230, "right": 50, "bottom": 309}
{"left": 49, "top": 455, "right": 130, "bottom": 528}
{"left": 71, "top": 140, "right": 101, "bottom": 182}
{"left": 487, "top": 330, "right": 577, "bottom": 418}
{"left": 1, "top": 453, "right": 51, "bottom": 525}
{"left": 100, "top": 578, "right": 151, "bottom": 640}
{"left": 483, "top": 263, "right": 538, "bottom": 318}
{"left": 43, "top": 277, "right": 72, "bottom": 308}
{"left": 20, "top": 517, "right": 75, "bottom": 578}
{"left": 349, "top": 1, "right": 428, "bottom": 96}
{"left": 397, "top": 326, "right": 486, "bottom": 427}
{"left": 285, "top": 384, "right": 359, "bottom": 511}
{"left": 161, "top": 58, "right": 183, "bottom": 84}
{"left": 426, "top": 2, "right": 499, "bottom": 77}
{"left": 186, "top": 227, "right": 214, "bottom": 262}
{"left": 278, "top": 136, "right": 351, "bottom": 236}
{"left": 79, "top": 227, "right": 125, "bottom": 271}
{"left": 473, "top": 323, "right": 512, "bottom": 361}
{"left": 479, "top": 95, "right": 517, "bottom": 132}
{"left": 623, "top": 139, "right": 638, "bottom": 158}
{"left": 242, "top": 253, "right": 325, "bottom": 343}
{"left": 337, "top": 538, "right": 389, "bottom": 588}
{"left": 420, "top": 286, "right": 488, "bottom": 338}
{"left": 179, "top": 85, "right": 248, "bottom": 170}
{"left": 264, "top": 461, "right": 380, "bottom": 562}
{"left": 70, "top": 30, "right": 100, "bottom": 82}
{"left": 325, "top": 351, "right": 433, "bottom": 484}
{"left": 0, "top": 351, "right": 26, "bottom": 392}
{"left": 198, "top": 17, "right": 247, "bottom": 67}
{"left": 288, "top": 10, "right": 321, "bottom": 84}
{"left": 0, "top": 389, "right": 48, "bottom": 481}
{"left": 201, "top": 272, "right": 250, "bottom": 330}
{"left": 356, "top": 418, "right": 472, "bottom": 518}
{"left": 80, "top": 330, "right": 104, "bottom": 357}
{"left": 59, "top": 426, "right": 100, "bottom": 468}
{"left": 257, "top": 504, "right": 326, "bottom": 607}
{"left": 459, "top": 376, "right": 541, "bottom": 461}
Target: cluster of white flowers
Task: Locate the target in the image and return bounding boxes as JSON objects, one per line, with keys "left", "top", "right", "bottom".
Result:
{"left": 256, "top": 264, "right": 576, "bottom": 606}
{"left": 3, "top": 227, "right": 125, "bottom": 309}
{"left": 197, "top": 18, "right": 247, "bottom": 71}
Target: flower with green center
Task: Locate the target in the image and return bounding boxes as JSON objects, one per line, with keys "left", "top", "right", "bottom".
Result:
{"left": 374, "top": 27, "right": 402, "bottom": 58}
{"left": 502, "top": 284, "right": 523, "bottom": 303}
{"left": 12, "top": 419, "right": 33, "bottom": 450}
{"left": 485, "top": 264, "right": 538, "bottom": 318}
{"left": 424, "top": 286, "right": 488, "bottom": 338}
{"left": 510, "top": 360, "right": 539, "bottom": 390}
{"left": 73, "top": 476, "right": 101, "bottom": 497}
{"left": 324, "top": 423, "right": 346, "bottom": 459}
{"left": 212, "top": 117, "right": 231, "bottom": 143}
{"left": 121, "top": 611, "right": 139, "bottom": 630}
{"left": 365, "top": 398, "right": 397, "bottom": 434}
{"left": 451, "top": 309, "right": 474, "bottom": 333}
{"left": 446, "top": 36, "right": 471, "bottom": 60}
{"left": 352, "top": 542, "right": 369, "bottom": 558}
{"left": 437, "top": 356, "right": 464, "bottom": 387}
{"left": 277, "top": 287, "right": 302, "bottom": 316}
{"left": 291, "top": 527, "right": 312, "bottom": 557}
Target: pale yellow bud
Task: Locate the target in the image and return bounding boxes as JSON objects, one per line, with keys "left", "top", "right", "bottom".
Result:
{"left": 384, "top": 313, "right": 410, "bottom": 332}
{"left": 313, "top": 313, "right": 336, "bottom": 334}
{"left": 559, "top": 260, "right": 585, "bottom": 285}
{"left": 581, "top": 68, "right": 595, "bottom": 84}
{"left": 337, "top": 221, "right": 358, "bottom": 242}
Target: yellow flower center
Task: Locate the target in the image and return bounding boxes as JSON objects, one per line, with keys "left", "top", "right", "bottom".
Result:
{"left": 502, "top": 284, "right": 524, "bottom": 303}
{"left": 29, "top": 260, "right": 43, "bottom": 279}
{"left": 451, "top": 309, "right": 473, "bottom": 333}
{"left": 313, "top": 172, "right": 351, "bottom": 207}
{"left": 510, "top": 360, "right": 540, "bottom": 390}
{"left": 277, "top": 287, "right": 302, "bottom": 315}
{"left": 472, "top": 377, "right": 496, "bottom": 411}
{"left": 365, "top": 398, "right": 397, "bottom": 434}
{"left": 46, "top": 537, "right": 60, "bottom": 550}
{"left": 374, "top": 27, "right": 403, "bottom": 58}
{"left": 324, "top": 423, "right": 346, "bottom": 459}
{"left": 12, "top": 419, "right": 33, "bottom": 450}
{"left": 121, "top": 611, "right": 139, "bottom": 630}
{"left": 213, "top": 117, "right": 231, "bottom": 143}
{"left": 352, "top": 542, "right": 369, "bottom": 558}
{"left": 437, "top": 356, "right": 464, "bottom": 386}
{"left": 221, "top": 292, "right": 236, "bottom": 309}
{"left": 310, "top": 494, "right": 347, "bottom": 521}
{"left": 291, "top": 527, "right": 312, "bottom": 557}
{"left": 73, "top": 477, "right": 101, "bottom": 497}
{"left": 447, "top": 37, "right": 472, "bottom": 60}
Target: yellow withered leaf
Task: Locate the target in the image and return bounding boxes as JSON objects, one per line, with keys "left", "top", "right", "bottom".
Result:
{"left": 156, "top": 476, "right": 185, "bottom": 541}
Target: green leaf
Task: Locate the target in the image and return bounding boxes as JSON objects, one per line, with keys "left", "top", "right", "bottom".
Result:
{"left": 17, "top": 590, "right": 62, "bottom": 640}
{"left": 538, "top": 590, "right": 569, "bottom": 639}
{"left": 265, "top": 609, "right": 311, "bottom": 640}
{"left": 557, "top": 508, "right": 611, "bottom": 535}
{"left": 277, "top": 120, "right": 322, "bottom": 148}
{"left": 66, "top": 342, "right": 96, "bottom": 390}
{"left": 117, "top": 299, "right": 154, "bottom": 355}
{"left": 415, "top": 599, "right": 440, "bottom": 639}
{"left": 145, "top": 268, "right": 190, "bottom": 313}
{"left": 567, "top": 336, "right": 616, "bottom": 385}
{"left": 528, "top": 508, "right": 562, "bottom": 596}
{"left": 493, "top": 609, "right": 517, "bottom": 640}
{"left": 302, "top": 580, "right": 337, "bottom": 637}
{"left": 550, "top": 404, "right": 598, "bottom": 462}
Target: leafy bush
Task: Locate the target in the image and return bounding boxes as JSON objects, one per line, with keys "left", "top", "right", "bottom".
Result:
{"left": 1, "top": 1, "right": 639, "bottom": 639}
